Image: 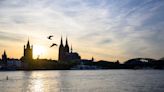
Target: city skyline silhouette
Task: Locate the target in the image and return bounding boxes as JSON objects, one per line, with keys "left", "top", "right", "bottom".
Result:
{"left": 0, "top": 0, "right": 164, "bottom": 62}
{"left": 0, "top": 1, "right": 164, "bottom": 92}
{"left": 0, "top": 0, "right": 164, "bottom": 92}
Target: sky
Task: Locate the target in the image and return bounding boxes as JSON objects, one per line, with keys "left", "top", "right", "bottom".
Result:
{"left": 0, "top": 0, "right": 164, "bottom": 62}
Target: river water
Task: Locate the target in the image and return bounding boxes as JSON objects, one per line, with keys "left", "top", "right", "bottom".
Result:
{"left": 0, "top": 70, "right": 164, "bottom": 92}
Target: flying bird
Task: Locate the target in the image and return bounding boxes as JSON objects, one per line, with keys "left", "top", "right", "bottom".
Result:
{"left": 50, "top": 43, "right": 58, "bottom": 48}
{"left": 47, "top": 35, "right": 53, "bottom": 40}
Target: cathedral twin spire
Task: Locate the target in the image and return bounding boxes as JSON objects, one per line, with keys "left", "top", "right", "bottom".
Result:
{"left": 60, "top": 37, "right": 63, "bottom": 46}
{"left": 66, "top": 37, "right": 68, "bottom": 46}
{"left": 58, "top": 36, "right": 71, "bottom": 61}
{"left": 60, "top": 37, "right": 68, "bottom": 45}
{"left": 59, "top": 36, "right": 70, "bottom": 53}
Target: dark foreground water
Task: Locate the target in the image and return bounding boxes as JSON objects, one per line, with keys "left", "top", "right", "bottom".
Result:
{"left": 0, "top": 70, "right": 164, "bottom": 92}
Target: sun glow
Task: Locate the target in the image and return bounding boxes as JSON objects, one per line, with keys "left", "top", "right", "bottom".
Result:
{"left": 33, "top": 45, "right": 46, "bottom": 59}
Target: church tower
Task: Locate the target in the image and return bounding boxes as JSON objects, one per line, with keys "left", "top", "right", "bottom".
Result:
{"left": 64, "top": 37, "right": 69, "bottom": 53}
{"left": 23, "top": 39, "right": 33, "bottom": 61}
{"left": 2, "top": 50, "right": 7, "bottom": 66}
{"left": 58, "top": 37, "right": 64, "bottom": 61}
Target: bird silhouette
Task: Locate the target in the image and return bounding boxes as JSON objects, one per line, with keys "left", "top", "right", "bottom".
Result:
{"left": 47, "top": 35, "right": 53, "bottom": 40}
{"left": 50, "top": 43, "right": 58, "bottom": 48}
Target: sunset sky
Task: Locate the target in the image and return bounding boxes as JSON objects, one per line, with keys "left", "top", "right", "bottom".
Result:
{"left": 0, "top": 0, "right": 164, "bottom": 62}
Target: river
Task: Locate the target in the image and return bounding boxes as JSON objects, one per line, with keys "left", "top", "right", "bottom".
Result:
{"left": 0, "top": 70, "right": 164, "bottom": 92}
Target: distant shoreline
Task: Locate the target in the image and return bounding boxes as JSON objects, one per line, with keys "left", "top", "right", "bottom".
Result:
{"left": 0, "top": 68, "right": 163, "bottom": 71}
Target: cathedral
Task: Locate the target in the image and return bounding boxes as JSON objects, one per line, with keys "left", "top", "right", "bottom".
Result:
{"left": 58, "top": 37, "right": 81, "bottom": 61}
{"left": 21, "top": 39, "right": 33, "bottom": 62}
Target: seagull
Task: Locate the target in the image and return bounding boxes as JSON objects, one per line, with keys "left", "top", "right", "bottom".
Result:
{"left": 47, "top": 35, "right": 53, "bottom": 40}
{"left": 50, "top": 43, "right": 58, "bottom": 48}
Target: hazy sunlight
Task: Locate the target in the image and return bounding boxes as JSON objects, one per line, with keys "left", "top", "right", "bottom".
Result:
{"left": 33, "top": 45, "right": 46, "bottom": 59}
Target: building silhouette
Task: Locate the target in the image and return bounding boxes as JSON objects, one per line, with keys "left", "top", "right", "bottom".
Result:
{"left": 21, "top": 39, "right": 33, "bottom": 63}
{"left": 2, "top": 50, "right": 7, "bottom": 66}
{"left": 58, "top": 37, "right": 81, "bottom": 61}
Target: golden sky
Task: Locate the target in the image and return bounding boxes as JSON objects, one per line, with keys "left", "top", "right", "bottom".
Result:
{"left": 0, "top": 0, "right": 164, "bottom": 62}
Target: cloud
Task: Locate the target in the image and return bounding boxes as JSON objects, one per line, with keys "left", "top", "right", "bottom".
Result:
{"left": 0, "top": 31, "right": 25, "bottom": 42}
{"left": 0, "top": 0, "right": 164, "bottom": 61}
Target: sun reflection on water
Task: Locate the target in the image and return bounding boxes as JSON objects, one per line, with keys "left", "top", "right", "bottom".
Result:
{"left": 26, "top": 71, "right": 61, "bottom": 92}
{"left": 32, "top": 79, "right": 44, "bottom": 92}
